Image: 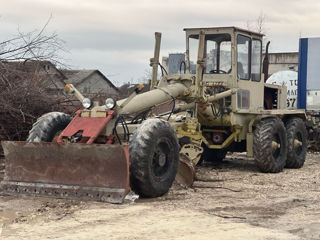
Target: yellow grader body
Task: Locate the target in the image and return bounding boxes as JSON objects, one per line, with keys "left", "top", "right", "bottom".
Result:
{"left": 1, "top": 27, "right": 308, "bottom": 203}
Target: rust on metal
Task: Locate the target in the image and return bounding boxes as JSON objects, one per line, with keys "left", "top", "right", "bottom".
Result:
{"left": 175, "top": 153, "right": 195, "bottom": 187}
{"left": 1, "top": 141, "right": 130, "bottom": 203}
{"left": 57, "top": 110, "right": 115, "bottom": 144}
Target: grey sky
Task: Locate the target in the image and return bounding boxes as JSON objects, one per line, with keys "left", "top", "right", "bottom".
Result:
{"left": 1, "top": 0, "right": 320, "bottom": 85}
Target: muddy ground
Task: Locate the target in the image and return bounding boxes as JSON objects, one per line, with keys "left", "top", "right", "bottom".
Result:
{"left": 0, "top": 153, "right": 319, "bottom": 240}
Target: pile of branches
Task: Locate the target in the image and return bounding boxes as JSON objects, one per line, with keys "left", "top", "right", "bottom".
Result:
{"left": 0, "top": 18, "right": 77, "bottom": 156}
{"left": 0, "top": 62, "right": 74, "bottom": 142}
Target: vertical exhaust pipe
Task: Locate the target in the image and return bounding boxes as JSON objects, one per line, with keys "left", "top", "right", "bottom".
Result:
{"left": 263, "top": 41, "right": 271, "bottom": 82}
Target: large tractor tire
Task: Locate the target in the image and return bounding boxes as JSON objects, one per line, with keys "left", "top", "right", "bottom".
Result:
{"left": 253, "top": 117, "right": 287, "bottom": 173}
{"left": 27, "top": 112, "right": 72, "bottom": 142}
{"left": 198, "top": 144, "right": 227, "bottom": 165}
{"left": 285, "top": 117, "right": 308, "bottom": 168}
{"left": 129, "top": 118, "right": 179, "bottom": 198}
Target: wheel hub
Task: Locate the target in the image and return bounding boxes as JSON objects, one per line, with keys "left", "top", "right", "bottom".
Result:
{"left": 272, "top": 141, "right": 280, "bottom": 150}
{"left": 294, "top": 139, "right": 302, "bottom": 148}
{"left": 152, "top": 143, "right": 171, "bottom": 177}
{"left": 158, "top": 153, "right": 166, "bottom": 167}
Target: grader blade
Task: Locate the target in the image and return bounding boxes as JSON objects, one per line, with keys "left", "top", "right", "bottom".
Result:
{"left": 1, "top": 141, "right": 130, "bottom": 203}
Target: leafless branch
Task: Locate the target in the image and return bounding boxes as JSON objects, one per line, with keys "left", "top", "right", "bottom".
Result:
{"left": 246, "top": 12, "right": 267, "bottom": 35}
{"left": 0, "top": 17, "right": 76, "bottom": 148}
{"left": 0, "top": 16, "right": 67, "bottom": 66}
{"left": 255, "top": 12, "right": 266, "bottom": 34}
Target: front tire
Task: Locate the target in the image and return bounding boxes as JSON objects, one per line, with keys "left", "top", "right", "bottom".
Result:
{"left": 253, "top": 117, "right": 287, "bottom": 173}
{"left": 27, "top": 112, "right": 72, "bottom": 142}
{"left": 129, "top": 118, "right": 179, "bottom": 198}
{"left": 286, "top": 118, "right": 307, "bottom": 168}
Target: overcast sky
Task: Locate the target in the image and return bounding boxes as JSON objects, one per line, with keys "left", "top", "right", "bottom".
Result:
{"left": 1, "top": 0, "right": 320, "bottom": 85}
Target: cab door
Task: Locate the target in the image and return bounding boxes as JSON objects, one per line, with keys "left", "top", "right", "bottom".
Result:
{"left": 236, "top": 34, "right": 264, "bottom": 111}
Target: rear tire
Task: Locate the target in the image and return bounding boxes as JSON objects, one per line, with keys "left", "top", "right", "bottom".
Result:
{"left": 129, "top": 118, "right": 179, "bottom": 198}
{"left": 286, "top": 118, "right": 307, "bottom": 168}
{"left": 253, "top": 117, "right": 287, "bottom": 173}
{"left": 27, "top": 112, "right": 72, "bottom": 142}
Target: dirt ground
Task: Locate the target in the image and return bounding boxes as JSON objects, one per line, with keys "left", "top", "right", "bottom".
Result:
{"left": 0, "top": 152, "right": 319, "bottom": 240}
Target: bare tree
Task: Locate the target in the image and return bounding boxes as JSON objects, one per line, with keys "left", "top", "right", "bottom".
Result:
{"left": 0, "top": 16, "right": 66, "bottom": 65}
{"left": 255, "top": 12, "right": 267, "bottom": 35}
{"left": 246, "top": 12, "right": 267, "bottom": 34}
{"left": 246, "top": 12, "right": 268, "bottom": 51}
{"left": 0, "top": 18, "right": 74, "bottom": 146}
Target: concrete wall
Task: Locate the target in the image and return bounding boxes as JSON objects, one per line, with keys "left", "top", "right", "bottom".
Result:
{"left": 266, "top": 52, "right": 298, "bottom": 75}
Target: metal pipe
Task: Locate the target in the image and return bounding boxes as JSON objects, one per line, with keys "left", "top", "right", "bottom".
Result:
{"left": 65, "top": 84, "right": 85, "bottom": 102}
{"left": 118, "top": 83, "right": 187, "bottom": 115}
{"left": 150, "top": 32, "right": 162, "bottom": 90}
{"left": 174, "top": 102, "right": 195, "bottom": 113}
{"left": 206, "top": 89, "right": 237, "bottom": 103}
{"left": 195, "top": 31, "right": 206, "bottom": 97}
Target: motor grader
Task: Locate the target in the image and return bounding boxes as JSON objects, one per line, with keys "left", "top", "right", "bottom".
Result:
{"left": 1, "top": 27, "right": 308, "bottom": 203}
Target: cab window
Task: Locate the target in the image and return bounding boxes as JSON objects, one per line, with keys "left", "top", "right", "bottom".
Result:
{"left": 251, "top": 39, "right": 262, "bottom": 81}
{"left": 189, "top": 34, "right": 232, "bottom": 74}
{"left": 237, "top": 35, "right": 250, "bottom": 80}
{"left": 237, "top": 35, "right": 262, "bottom": 82}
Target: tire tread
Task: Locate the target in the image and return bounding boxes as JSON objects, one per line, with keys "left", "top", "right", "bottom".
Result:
{"left": 27, "top": 112, "right": 72, "bottom": 142}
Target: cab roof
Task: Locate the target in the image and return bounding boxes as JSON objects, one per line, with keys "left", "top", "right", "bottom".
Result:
{"left": 183, "top": 26, "right": 264, "bottom": 37}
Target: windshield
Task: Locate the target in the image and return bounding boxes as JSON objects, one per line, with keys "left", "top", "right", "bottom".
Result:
{"left": 188, "top": 33, "right": 232, "bottom": 74}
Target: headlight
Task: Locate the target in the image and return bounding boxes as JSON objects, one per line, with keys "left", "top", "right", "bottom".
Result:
{"left": 105, "top": 98, "right": 116, "bottom": 110}
{"left": 82, "top": 98, "right": 92, "bottom": 109}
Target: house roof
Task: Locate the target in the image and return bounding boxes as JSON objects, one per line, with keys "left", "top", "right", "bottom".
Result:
{"left": 2, "top": 60, "right": 66, "bottom": 76}
{"left": 0, "top": 60, "right": 67, "bottom": 88}
{"left": 2, "top": 60, "right": 119, "bottom": 92}
{"left": 61, "top": 69, "right": 119, "bottom": 92}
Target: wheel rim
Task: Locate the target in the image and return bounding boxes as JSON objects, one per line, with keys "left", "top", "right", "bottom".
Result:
{"left": 151, "top": 139, "right": 172, "bottom": 178}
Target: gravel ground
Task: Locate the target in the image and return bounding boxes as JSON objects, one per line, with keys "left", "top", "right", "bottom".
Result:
{"left": 0, "top": 152, "right": 319, "bottom": 240}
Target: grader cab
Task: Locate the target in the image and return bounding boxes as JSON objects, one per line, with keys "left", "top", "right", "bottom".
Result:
{"left": 1, "top": 27, "right": 307, "bottom": 203}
